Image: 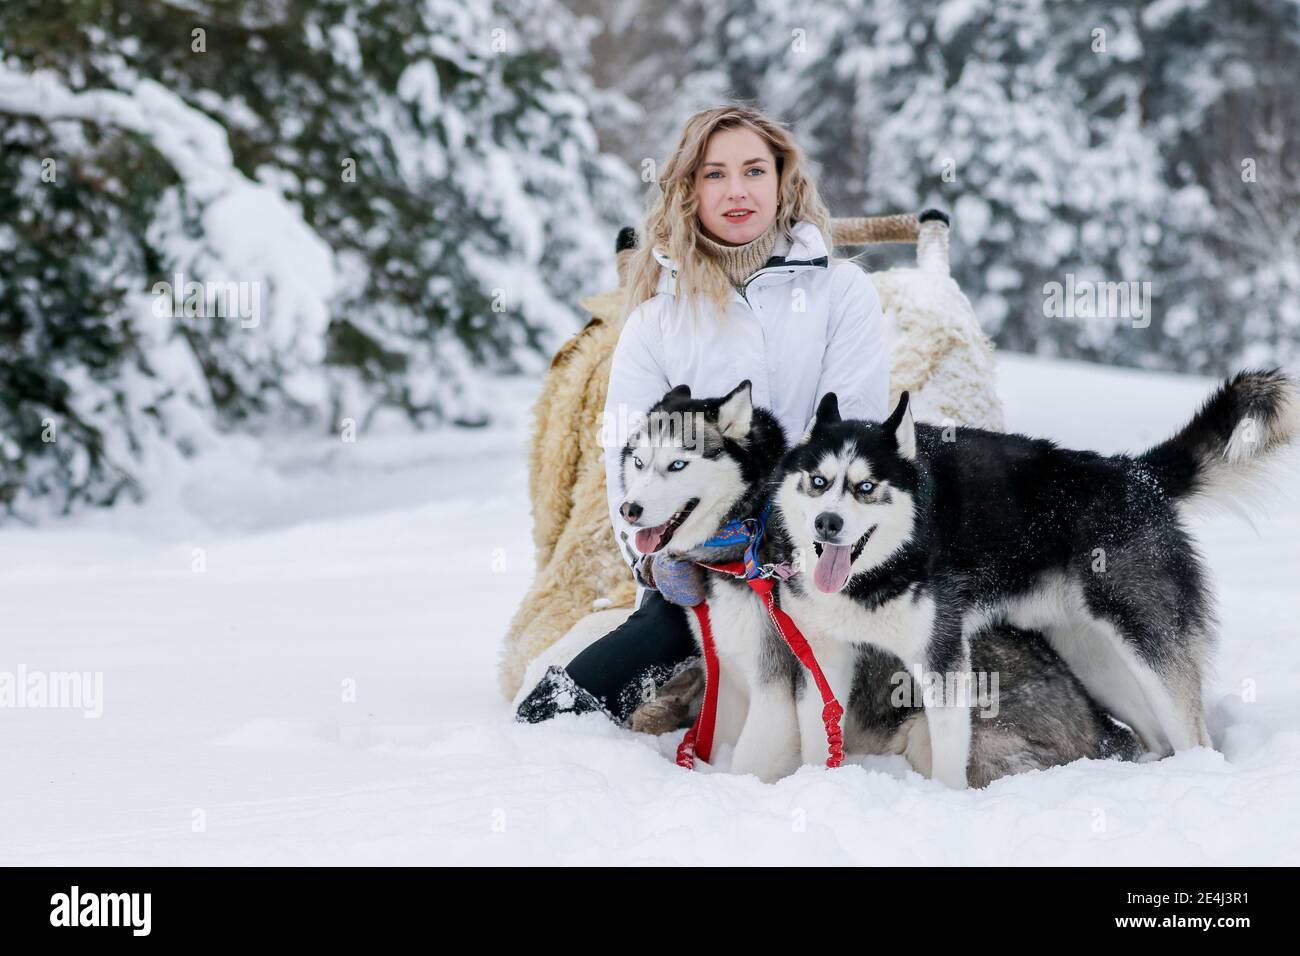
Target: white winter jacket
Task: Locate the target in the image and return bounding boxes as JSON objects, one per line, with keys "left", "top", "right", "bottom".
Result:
{"left": 602, "top": 219, "right": 890, "bottom": 601}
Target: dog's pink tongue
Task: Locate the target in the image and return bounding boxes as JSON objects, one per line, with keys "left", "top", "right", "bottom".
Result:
{"left": 813, "top": 544, "right": 853, "bottom": 593}
{"left": 635, "top": 522, "right": 670, "bottom": 554}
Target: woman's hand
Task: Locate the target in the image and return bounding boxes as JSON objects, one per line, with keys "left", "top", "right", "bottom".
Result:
{"left": 641, "top": 552, "right": 707, "bottom": 607}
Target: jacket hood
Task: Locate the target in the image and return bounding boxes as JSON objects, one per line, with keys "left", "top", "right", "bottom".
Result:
{"left": 650, "top": 219, "right": 830, "bottom": 298}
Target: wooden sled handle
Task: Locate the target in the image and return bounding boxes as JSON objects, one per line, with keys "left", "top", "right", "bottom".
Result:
{"left": 614, "top": 209, "right": 947, "bottom": 251}
{"left": 831, "top": 208, "right": 948, "bottom": 246}
{"left": 612, "top": 208, "right": 951, "bottom": 285}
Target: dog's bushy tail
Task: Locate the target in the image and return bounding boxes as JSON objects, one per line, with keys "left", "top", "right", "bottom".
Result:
{"left": 1140, "top": 368, "right": 1300, "bottom": 519}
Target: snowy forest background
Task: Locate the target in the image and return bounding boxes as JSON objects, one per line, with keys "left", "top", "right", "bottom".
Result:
{"left": 1, "top": 0, "right": 1298, "bottom": 520}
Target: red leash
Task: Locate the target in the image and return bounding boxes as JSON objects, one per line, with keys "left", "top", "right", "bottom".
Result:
{"left": 675, "top": 602, "right": 717, "bottom": 769}
{"left": 675, "top": 561, "right": 844, "bottom": 771}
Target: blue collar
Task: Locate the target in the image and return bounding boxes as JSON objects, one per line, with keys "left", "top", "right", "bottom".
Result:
{"left": 701, "top": 501, "right": 772, "bottom": 579}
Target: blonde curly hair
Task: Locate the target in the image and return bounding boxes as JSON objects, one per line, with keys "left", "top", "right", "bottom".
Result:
{"left": 620, "top": 105, "right": 835, "bottom": 325}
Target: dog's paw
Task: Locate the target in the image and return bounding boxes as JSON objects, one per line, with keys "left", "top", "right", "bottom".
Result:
{"left": 629, "top": 665, "right": 705, "bottom": 735}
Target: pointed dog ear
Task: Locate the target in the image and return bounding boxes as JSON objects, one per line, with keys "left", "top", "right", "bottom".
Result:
{"left": 883, "top": 391, "right": 916, "bottom": 460}
{"left": 666, "top": 384, "right": 691, "bottom": 401}
{"left": 716, "top": 380, "right": 753, "bottom": 441}
{"left": 796, "top": 391, "right": 840, "bottom": 445}
{"left": 815, "top": 392, "right": 841, "bottom": 426}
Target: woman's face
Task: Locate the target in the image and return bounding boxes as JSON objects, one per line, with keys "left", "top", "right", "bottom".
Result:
{"left": 694, "top": 126, "right": 779, "bottom": 245}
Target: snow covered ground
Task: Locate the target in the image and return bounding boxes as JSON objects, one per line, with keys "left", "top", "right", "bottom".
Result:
{"left": 3, "top": 353, "right": 1299, "bottom": 865}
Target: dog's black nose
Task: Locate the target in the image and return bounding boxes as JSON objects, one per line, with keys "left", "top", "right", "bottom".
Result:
{"left": 621, "top": 501, "right": 642, "bottom": 522}
{"left": 814, "top": 512, "right": 843, "bottom": 540}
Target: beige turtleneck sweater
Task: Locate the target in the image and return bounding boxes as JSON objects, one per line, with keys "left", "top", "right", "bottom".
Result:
{"left": 695, "top": 217, "right": 780, "bottom": 292}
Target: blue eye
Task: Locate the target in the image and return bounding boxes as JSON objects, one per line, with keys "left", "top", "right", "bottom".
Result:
{"left": 746, "top": 167, "right": 764, "bottom": 175}
{"left": 632, "top": 456, "right": 644, "bottom": 470}
{"left": 669, "top": 460, "right": 688, "bottom": 471}
{"left": 858, "top": 481, "right": 876, "bottom": 494}
{"left": 810, "top": 475, "right": 826, "bottom": 489}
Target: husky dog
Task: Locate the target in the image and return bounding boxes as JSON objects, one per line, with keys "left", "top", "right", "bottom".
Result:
{"left": 847, "top": 633, "right": 1139, "bottom": 788}
{"left": 770, "top": 370, "right": 1299, "bottom": 787}
{"left": 617, "top": 380, "right": 800, "bottom": 782}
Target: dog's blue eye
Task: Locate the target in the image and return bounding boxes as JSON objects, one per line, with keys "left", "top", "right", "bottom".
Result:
{"left": 859, "top": 481, "right": 875, "bottom": 494}
{"left": 633, "top": 456, "right": 643, "bottom": 470}
{"left": 810, "top": 475, "right": 826, "bottom": 489}
{"left": 669, "top": 460, "right": 688, "bottom": 471}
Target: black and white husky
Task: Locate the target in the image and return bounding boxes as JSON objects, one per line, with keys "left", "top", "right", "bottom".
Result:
{"left": 770, "top": 370, "right": 1300, "bottom": 787}
{"left": 617, "top": 381, "right": 800, "bottom": 782}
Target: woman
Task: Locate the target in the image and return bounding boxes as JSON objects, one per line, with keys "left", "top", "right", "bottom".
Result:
{"left": 516, "top": 104, "right": 889, "bottom": 725}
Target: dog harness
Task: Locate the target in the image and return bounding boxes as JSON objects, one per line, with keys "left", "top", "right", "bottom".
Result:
{"left": 675, "top": 504, "right": 846, "bottom": 772}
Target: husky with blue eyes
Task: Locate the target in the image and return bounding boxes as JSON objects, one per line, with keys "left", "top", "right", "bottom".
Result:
{"left": 770, "top": 372, "right": 1299, "bottom": 787}
{"left": 618, "top": 380, "right": 801, "bottom": 782}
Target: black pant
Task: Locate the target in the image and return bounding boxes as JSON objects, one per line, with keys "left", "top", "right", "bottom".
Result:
{"left": 515, "top": 590, "right": 697, "bottom": 724}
